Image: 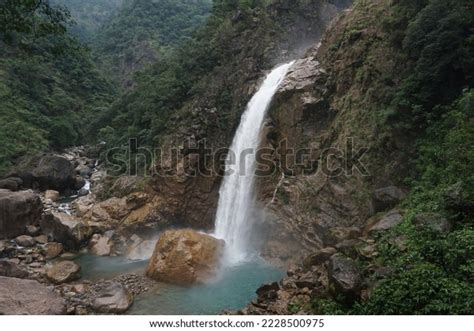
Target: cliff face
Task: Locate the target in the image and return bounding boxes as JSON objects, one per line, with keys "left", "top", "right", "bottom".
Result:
{"left": 258, "top": 0, "right": 412, "bottom": 265}
{"left": 141, "top": 0, "right": 353, "bottom": 230}
{"left": 240, "top": 0, "right": 473, "bottom": 315}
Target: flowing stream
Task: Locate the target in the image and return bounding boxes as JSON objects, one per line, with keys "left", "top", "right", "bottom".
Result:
{"left": 214, "top": 61, "right": 294, "bottom": 264}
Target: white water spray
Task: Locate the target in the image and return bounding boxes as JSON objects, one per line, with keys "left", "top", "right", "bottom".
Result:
{"left": 214, "top": 61, "right": 294, "bottom": 265}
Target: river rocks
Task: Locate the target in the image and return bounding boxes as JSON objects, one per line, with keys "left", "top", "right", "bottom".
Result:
{"left": 15, "top": 235, "right": 36, "bottom": 247}
{"left": 0, "top": 276, "right": 66, "bottom": 314}
{"left": 0, "top": 177, "right": 22, "bottom": 191}
{"left": 412, "top": 213, "right": 453, "bottom": 233}
{"left": 46, "top": 260, "right": 81, "bottom": 284}
{"left": 0, "top": 259, "right": 29, "bottom": 278}
{"left": 45, "top": 242, "right": 64, "bottom": 260}
{"left": 146, "top": 229, "right": 224, "bottom": 285}
{"left": 40, "top": 212, "right": 92, "bottom": 249}
{"left": 12, "top": 154, "right": 76, "bottom": 193}
{"left": 26, "top": 225, "right": 40, "bottom": 236}
{"left": 92, "top": 282, "right": 133, "bottom": 314}
{"left": 89, "top": 233, "right": 113, "bottom": 256}
{"left": 372, "top": 186, "right": 407, "bottom": 212}
{"left": 328, "top": 254, "right": 361, "bottom": 302}
{"left": 0, "top": 190, "right": 43, "bottom": 239}
{"left": 45, "top": 190, "right": 60, "bottom": 202}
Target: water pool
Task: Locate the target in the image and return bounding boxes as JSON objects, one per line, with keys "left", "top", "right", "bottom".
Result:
{"left": 75, "top": 255, "right": 283, "bottom": 315}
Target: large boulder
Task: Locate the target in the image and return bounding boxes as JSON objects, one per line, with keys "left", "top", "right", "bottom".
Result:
{"left": 0, "top": 177, "right": 22, "bottom": 191}
{"left": 40, "top": 212, "right": 92, "bottom": 249}
{"left": 0, "top": 276, "right": 66, "bottom": 314}
{"left": 328, "top": 254, "right": 361, "bottom": 302}
{"left": 146, "top": 229, "right": 224, "bottom": 285}
{"left": 0, "top": 190, "right": 43, "bottom": 239}
{"left": 92, "top": 282, "right": 133, "bottom": 314}
{"left": 46, "top": 260, "right": 81, "bottom": 284}
{"left": 12, "top": 154, "right": 76, "bottom": 193}
{"left": 372, "top": 186, "right": 406, "bottom": 212}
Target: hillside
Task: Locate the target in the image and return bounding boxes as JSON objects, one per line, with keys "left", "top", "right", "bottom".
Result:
{"left": 92, "top": 0, "right": 213, "bottom": 87}
{"left": 52, "top": 0, "right": 124, "bottom": 42}
{"left": 0, "top": 1, "right": 115, "bottom": 175}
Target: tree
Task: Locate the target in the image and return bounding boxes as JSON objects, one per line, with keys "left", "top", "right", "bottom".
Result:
{"left": 0, "top": 0, "right": 71, "bottom": 44}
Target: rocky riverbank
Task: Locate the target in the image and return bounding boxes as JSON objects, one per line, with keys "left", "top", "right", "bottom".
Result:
{"left": 0, "top": 146, "right": 164, "bottom": 314}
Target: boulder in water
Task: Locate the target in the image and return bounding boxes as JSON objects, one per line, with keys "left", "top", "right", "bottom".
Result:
{"left": 46, "top": 260, "right": 81, "bottom": 284}
{"left": 0, "top": 190, "right": 43, "bottom": 239}
{"left": 146, "top": 229, "right": 224, "bottom": 285}
{"left": 0, "top": 276, "right": 66, "bottom": 314}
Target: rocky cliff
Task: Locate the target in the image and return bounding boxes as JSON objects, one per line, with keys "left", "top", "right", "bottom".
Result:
{"left": 125, "top": 0, "right": 354, "bottom": 231}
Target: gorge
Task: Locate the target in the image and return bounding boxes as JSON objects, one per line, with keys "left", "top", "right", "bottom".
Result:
{"left": 0, "top": 0, "right": 473, "bottom": 316}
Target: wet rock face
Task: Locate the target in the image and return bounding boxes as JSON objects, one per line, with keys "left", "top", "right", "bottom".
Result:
{"left": 0, "top": 190, "right": 43, "bottom": 239}
{"left": 0, "top": 276, "right": 66, "bottom": 314}
{"left": 146, "top": 229, "right": 224, "bottom": 285}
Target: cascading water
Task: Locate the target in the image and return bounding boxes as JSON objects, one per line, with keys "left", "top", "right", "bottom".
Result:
{"left": 214, "top": 61, "right": 294, "bottom": 265}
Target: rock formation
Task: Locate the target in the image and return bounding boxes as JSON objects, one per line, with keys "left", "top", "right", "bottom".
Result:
{"left": 146, "top": 229, "right": 224, "bottom": 285}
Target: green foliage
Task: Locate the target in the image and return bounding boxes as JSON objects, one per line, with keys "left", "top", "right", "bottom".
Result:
{"left": 0, "top": 0, "right": 71, "bottom": 45}
{"left": 52, "top": 0, "right": 123, "bottom": 42}
{"left": 312, "top": 0, "right": 473, "bottom": 315}
{"left": 92, "top": 0, "right": 212, "bottom": 85}
{"left": 385, "top": 0, "right": 474, "bottom": 130}
{"left": 0, "top": 2, "right": 115, "bottom": 174}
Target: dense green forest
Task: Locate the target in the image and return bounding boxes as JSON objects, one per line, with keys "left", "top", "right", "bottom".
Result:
{"left": 52, "top": 0, "right": 124, "bottom": 42}
{"left": 0, "top": 0, "right": 115, "bottom": 175}
{"left": 91, "top": 0, "right": 212, "bottom": 87}
{"left": 0, "top": 0, "right": 214, "bottom": 174}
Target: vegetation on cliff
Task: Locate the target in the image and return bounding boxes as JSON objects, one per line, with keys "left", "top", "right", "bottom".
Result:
{"left": 309, "top": 0, "right": 473, "bottom": 314}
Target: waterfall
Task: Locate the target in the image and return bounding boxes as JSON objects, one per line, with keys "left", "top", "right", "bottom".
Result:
{"left": 214, "top": 61, "right": 294, "bottom": 264}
